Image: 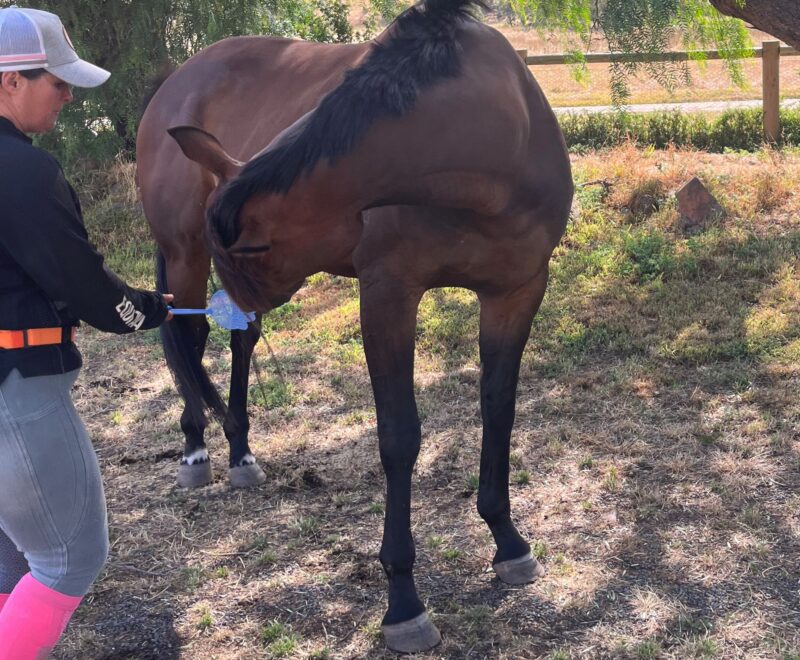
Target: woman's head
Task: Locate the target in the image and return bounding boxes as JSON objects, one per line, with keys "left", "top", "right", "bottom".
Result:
{"left": 0, "top": 7, "right": 109, "bottom": 133}
{"left": 0, "top": 69, "right": 74, "bottom": 134}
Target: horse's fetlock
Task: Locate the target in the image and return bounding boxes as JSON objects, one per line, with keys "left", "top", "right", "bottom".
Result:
{"left": 477, "top": 494, "right": 510, "bottom": 524}
{"left": 182, "top": 448, "right": 210, "bottom": 466}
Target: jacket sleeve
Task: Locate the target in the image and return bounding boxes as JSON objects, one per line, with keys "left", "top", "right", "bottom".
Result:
{"left": 0, "top": 151, "right": 168, "bottom": 334}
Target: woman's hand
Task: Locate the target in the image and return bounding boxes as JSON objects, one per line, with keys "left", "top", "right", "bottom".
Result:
{"left": 162, "top": 293, "right": 174, "bottom": 321}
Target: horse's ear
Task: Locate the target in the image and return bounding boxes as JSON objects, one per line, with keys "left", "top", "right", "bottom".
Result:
{"left": 167, "top": 125, "right": 244, "bottom": 182}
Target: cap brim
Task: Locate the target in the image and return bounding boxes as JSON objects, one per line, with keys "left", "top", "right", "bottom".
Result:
{"left": 48, "top": 59, "right": 110, "bottom": 88}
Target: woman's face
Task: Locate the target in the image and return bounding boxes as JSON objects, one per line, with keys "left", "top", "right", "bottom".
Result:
{"left": 19, "top": 72, "right": 73, "bottom": 133}
{"left": 2, "top": 71, "right": 73, "bottom": 134}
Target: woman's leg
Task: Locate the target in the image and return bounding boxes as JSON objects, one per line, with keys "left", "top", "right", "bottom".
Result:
{"left": 0, "top": 368, "right": 109, "bottom": 658}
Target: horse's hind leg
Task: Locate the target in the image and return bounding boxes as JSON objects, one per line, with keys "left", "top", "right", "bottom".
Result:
{"left": 477, "top": 271, "right": 549, "bottom": 584}
{"left": 157, "top": 250, "right": 225, "bottom": 488}
{"left": 175, "top": 315, "right": 214, "bottom": 487}
{"left": 224, "top": 319, "right": 267, "bottom": 488}
{"left": 360, "top": 275, "right": 441, "bottom": 654}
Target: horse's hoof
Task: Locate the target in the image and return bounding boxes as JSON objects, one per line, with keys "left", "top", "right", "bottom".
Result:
{"left": 229, "top": 462, "right": 267, "bottom": 488}
{"left": 493, "top": 552, "right": 545, "bottom": 585}
{"left": 177, "top": 460, "right": 213, "bottom": 488}
{"left": 382, "top": 612, "right": 441, "bottom": 654}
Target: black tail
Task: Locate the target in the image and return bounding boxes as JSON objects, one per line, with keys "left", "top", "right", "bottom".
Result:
{"left": 140, "top": 61, "right": 176, "bottom": 117}
{"left": 156, "top": 249, "right": 227, "bottom": 428}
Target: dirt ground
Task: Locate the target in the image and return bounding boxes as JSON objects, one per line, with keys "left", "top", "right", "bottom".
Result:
{"left": 50, "top": 145, "right": 800, "bottom": 659}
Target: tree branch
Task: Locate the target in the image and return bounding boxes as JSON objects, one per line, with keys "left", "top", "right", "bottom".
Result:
{"left": 709, "top": 0, "right": 800, "bottom": 51}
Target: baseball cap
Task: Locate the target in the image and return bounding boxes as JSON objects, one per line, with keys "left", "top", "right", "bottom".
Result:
{"left": 0, "top": 6, "right": 110, "bottom": 88}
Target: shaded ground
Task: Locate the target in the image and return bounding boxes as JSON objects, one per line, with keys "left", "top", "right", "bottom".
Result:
{"left": 54, "top": 147, "right": 800, "bottom": 659}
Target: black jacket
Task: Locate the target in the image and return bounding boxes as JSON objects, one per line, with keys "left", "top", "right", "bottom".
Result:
{"left": 0, "top": 117, "right": 168, "bottom": 380}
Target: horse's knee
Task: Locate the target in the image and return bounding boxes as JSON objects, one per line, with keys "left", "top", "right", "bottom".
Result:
{"left": 378, "top": 417, "right": 421, "bottom": 470}
{"left": 231, "top": 322, "right": 261, "bottom": 354}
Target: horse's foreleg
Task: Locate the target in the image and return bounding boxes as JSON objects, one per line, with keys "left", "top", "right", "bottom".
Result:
{"left": 360, "top": 278, "right": 440, "bottom": 653}
{"left": 224, "top": 318, "right": 267, "bottom": 488}
{"left": 477, "top": 272, "right": 549, "bottom": 585}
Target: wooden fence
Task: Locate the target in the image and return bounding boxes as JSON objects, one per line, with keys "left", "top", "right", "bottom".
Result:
{"left": 515, "top": 42, "right": 800, "bottom": 142}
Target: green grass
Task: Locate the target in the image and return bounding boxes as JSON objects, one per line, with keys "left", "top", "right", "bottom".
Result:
{"left": 427, "top": 535, "right": 445, "bottom": 549}
{"left": 442, "top": 548, "right": 462, "bottom": 561}
{"left": 635, "top": 640, "right": 662, "bottom": 659}
{"left": 248, "top": 379, "right": 296, "bottom": 409}
{"left": 290, "top": 515, "right": 320, "bottom": 537}
{"left": 261, "top": 620, "right": 299, "bottom": 657}
{"left": 513, "top": 470, "right": 531, "bottom": 485}
{"left": 196, "top": 608, "right": 213, "bottom": 631}
{"left": 257, "top": 550, "right": 277, "bottom": 567}
{"left": 263, "top": 301, "right": 304, "bottom": 333}
{"left": 367, "top": 501, "right": 385, "bottom": 515}
{"left": 174, "top": 566, "right": 204, "bottom": 592}
{"left": 602, "top": 466, "right": 622, "bottom": 492}
{"left": 532, "top": 540, "right": 549, "bottom": 560}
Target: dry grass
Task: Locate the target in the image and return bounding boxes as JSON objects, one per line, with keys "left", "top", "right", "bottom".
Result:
{"left": 51, "top": 146, "right": 800, "bottom": 659}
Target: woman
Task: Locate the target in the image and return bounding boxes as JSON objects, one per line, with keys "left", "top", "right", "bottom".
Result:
{"left": 0, "top": 7, "right": 172, "bottom": 657}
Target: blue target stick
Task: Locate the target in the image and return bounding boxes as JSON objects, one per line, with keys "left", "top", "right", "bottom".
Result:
{"left": 169, "top": 290, "right": 256, "bottom": 330}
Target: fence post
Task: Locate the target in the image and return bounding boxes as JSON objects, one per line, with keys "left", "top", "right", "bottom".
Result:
{"left": 516, "top": 49, "right": 528, "bottom": 62}
{"left": 763, "top": 40, "right": 781, "bottom": 142}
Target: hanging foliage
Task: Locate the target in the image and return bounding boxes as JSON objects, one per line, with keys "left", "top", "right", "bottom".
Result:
{"left": 0, "top": 0, "right": 353, "bottom": 164}
{"left": 503, "top": 0, "right": 751, "bottom": 104}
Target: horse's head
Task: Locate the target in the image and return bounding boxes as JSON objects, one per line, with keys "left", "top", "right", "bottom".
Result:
{"left": 170, "top": 124, "right": 361, "bottom": 313}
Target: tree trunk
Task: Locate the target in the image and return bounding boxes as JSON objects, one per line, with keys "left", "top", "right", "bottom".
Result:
{"left": 710, "top": 0, "right": 800, "bottom": 51}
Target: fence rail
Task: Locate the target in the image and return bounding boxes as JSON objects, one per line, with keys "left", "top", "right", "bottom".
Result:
{"left": 515, "top": 42, "right": 800, "bottom": 141}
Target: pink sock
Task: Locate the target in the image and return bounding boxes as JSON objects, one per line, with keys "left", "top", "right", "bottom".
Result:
{"left": 0, "top": 573, "right": 82, "bottom": 659}
{"left": 0, "top": 594, "right": 7, "bottom": 611}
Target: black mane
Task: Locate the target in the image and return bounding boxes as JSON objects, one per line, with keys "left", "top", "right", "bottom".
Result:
{"left": 208, "top": 0, "right": 485, "bottom": 248}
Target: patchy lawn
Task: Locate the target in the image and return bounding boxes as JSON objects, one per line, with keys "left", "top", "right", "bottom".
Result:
{"left": 56, "top": 146, "right": 800, "bottom": 659}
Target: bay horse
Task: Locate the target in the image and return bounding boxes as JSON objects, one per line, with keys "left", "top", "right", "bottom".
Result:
{"left": 138, "top": 0, "right": 572, "bottom": 651}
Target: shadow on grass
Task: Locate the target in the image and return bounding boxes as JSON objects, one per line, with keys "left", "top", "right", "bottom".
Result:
{"left": 61, "top": 200, "right": 800, "bottom": 657}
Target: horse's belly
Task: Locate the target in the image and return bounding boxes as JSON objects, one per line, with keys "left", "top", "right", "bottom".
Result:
{"left": 357, "top": 207, "right": 551, "bottom": 292}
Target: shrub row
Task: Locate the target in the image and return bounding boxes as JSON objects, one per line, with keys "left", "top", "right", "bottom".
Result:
{"left": 559, "top": 107, "right": 800, "bottom": 152}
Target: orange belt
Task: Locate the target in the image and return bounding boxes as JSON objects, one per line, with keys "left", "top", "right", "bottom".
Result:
{"left": 0, "top": 327, "right": 77, "bottom": 350}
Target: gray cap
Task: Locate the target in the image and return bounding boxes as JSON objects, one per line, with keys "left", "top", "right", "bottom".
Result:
{"left": 0, "top": 7, "right": 110, "bottom": 88}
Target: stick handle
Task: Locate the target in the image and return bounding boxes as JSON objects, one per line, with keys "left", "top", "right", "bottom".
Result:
{"left": 168, "top": 308, "right": 211, "bottom": 315}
